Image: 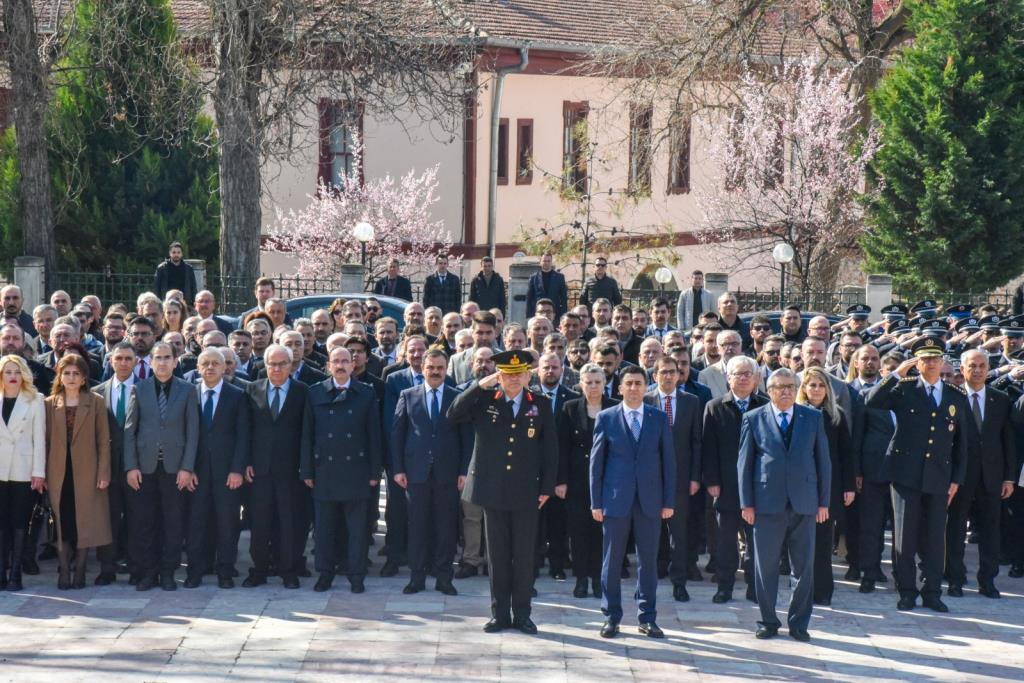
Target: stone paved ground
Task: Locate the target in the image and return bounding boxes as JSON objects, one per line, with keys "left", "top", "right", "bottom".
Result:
{"left": 1, "top": 529, "right": 1023, "bottom": 682}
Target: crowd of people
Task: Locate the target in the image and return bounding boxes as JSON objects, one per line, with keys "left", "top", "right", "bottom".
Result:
{"left": 0, "top": 243, "right": 1020, "bottom": 644}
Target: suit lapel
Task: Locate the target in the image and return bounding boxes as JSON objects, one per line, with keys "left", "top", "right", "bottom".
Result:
{"left": 0, "top": 395, "right": 25, "bottom": 438}
{"left": 70, "top": 394, "right": 91, "bottom": 442}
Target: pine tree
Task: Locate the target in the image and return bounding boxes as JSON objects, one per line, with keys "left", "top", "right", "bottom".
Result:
{"left": 0, "top": 0, "right": 219, "bottom": 274}
{"left": 863, "top": 0, "right": 1024, "bottom": 291}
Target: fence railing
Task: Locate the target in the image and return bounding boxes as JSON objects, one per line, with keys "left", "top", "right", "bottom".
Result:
{"left": 50, "top": 270, "right": 1019, "bottom": 318}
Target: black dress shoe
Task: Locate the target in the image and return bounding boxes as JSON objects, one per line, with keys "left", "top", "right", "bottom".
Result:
{"left": 550, "top": 569, "right": 566, "bottom": 581}
{"left": 380, "top": 561, "right": 400, "bottom": 577}
{"left": 313, "top": 574, "right": 334, "bottom": 592}
{"left": 1009, "top": 564, "right": 1024, "bottom": 578}
{"left": 789, "top": 628, "right": 811, "bottom": 642}
{"left": 483, "top": 618, "right": 510, "bottom": 633}
{"left": 94, "top": 572, "right": 116, "bottom": 586}
{"left": 161, "top": 576, "right": 177, "bottom": 591}
{"left": 403, "top": 581, "right": 424, "bottom": 594}
{"left": 454, "top": 564, "right": 478, "bottom": 579}
{"left": 813, "top": 596, "right": 831, "bottom": 606}
{"left": 746, "top": 585, "right": 757, "bottom": 603}
{"left": 218, "top": 577, "right": 234, "bottom": 589}
{"left": 282, "top": 576, "right": 300, "bottom": 589}
{"left": 435, "top": 581, "right": 458, "bottom": 596}
{"left": 350, "top": 579, "right": 366, "bottom": 594}
{"left": 755, "top": 625, "right": 779, "bottom": 639}
{"left": 859, "top": 579, "right": 876, "bottom": 594}
{"left": 573, "top": 578, "right": 588, "bottom": 598}
{"left": 638, "top": 622, "right": 664, "bottom": 638}
{"left": 897, "top": 595, "right": 915, "bottom": 611}
{"left": 979, "top": 584, "right": 1001, "bottom": 599}
{"left": 687, "top": 565, "right": 703, "bottom": 582}
{"left": 243, "top": 574, "right": 267, "bottom": 588}
{"left": 135, "top": 575, "right": 157, "bottom": 592}
{"left": 673, "top": 585, "right": 690, "bottom": 602}
{"left": 922, "top": 597, "right": 949, "bottom": 613}
{"left": 712, "top": 590, "right": 732, "bottom": 604}
{"left": 183, "top": 575, "right": 202, "bottom": 589}
{"left": 844, "top": 567, "right": 862, "bottom": 581}
{"left": 513, "top": 618, "right": 538, "bottom": 635}
{"left": 600, "top": 620, "right": 619, "bottom": 638}
{"left": 947, "top": 584, "right": 964, "bottom": 598}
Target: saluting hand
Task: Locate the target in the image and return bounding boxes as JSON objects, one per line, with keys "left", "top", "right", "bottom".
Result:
{"left": 479, "top": 372, "right": 502, "bottom": 389}
{"left": 895, "top": 358, "right": 918, "bottom": 378}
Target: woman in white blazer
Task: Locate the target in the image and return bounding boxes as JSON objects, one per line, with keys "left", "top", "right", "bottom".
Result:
{"left": 0, "top": 354, "right": 46, "bottom": 591}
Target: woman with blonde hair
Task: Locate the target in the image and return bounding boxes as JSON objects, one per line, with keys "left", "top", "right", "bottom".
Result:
{"left": 0, "top": 355, "right": 45, "bottom": 591}
{"left": 45, "top": 353, "right": 111, "bottom": 589}
{"left": 796, "top": 366, "right": 856, "bottom": 606}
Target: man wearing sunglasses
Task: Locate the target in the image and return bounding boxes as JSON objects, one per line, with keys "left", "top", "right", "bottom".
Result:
{"left": 579, "top": 258, "right": 622, "bottom": 309}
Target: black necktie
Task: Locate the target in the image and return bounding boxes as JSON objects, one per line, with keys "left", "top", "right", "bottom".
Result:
{"left": 972, "top": 393, "right": 983, "bottom": 431}
{"left": 270, "top": 386, "right": 282, "bottom": 418}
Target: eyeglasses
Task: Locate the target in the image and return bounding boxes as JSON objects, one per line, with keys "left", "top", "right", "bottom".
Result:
{"left": 266, "top": 361, "right": 291, "bottom": 369}
{"left": 729, "top": 371, "right": 754, "bottom": 379}
{"left": 764, "top": 349, "right": 780, "bottom": 356}
{"left": 769, "top": 384, "right": 796, "bottom": 392}
{"left": 596, "top": 262, "right": 607, "bottom": 268}
{"left": 752, "top": 325, "right": 772, "bottom": 332}
{"left": 366, "top": 306, "right": 380, "bottom": 312}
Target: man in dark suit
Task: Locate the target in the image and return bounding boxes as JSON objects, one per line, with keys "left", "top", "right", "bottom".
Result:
{"left": 391, "top": 349, "right": 472, "bottom": 595}
{"left": 848, "top": 345, "right": 895, "bottom": 594}
{"left": 373, "top": 258, "right": 414, "bottom": 301}
{"left": 645, "top": 357, "right": 701, "bottom": 602}
{"left": 533, "top": 352, "right": 579, "bottom": 580}
{"left": 739, "top": 367, "right": 831, "bottom": 642}
{"left": 123, "top": 341, "right": 200, "bottom": 591}
{"left": 946, "top": 350, "right": 1016, "bottom": 598}
{"left": 193, "top": 290, "right": 236, "bottom": 337}
{"left": 591, "top": 365, "right": 676, "bottom": 639}
{"left": 448, "top": 350, "right": 558, "bottom": 635}
{"left": 243, "top": 344, "right": 309, "bottom": 589}
{"left": 92, "top": 341, "right": 138, "bottom": 586}
{"left": 526, "top": 252, "right": 568, "bottom": 320}
{"left": 259, "top": 330, "right": 328, "bottom": 386}
{"left": 300, "top": 346, "right": 383, "bottom": 593}
{"left": 422, "top": 254, "right": 462, "bottom": 314}
{"left": 703, "top": 356, "right": 768, "bottom": 603}
{"left": 184, "top": 349, "right": 251, "bottom": 589}
{"left": 867, "top": 337, "right": 969, "bottom": 613}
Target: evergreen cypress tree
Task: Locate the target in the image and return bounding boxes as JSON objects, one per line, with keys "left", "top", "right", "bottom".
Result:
{"left": 0, "top": 0, "right": 219, "bottom": 274}
{"left": 863, "top": 0, "right": 1024, "bottom": 291}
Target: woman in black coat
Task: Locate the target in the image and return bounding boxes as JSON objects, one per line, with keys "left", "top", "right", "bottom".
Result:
{"left": 557, "top": 363, "right": 618, "bottom": 598}
{"left": 797, "top": 367, "right": 857, "bottom": 605}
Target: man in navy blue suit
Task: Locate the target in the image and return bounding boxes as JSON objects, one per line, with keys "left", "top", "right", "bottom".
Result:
{"left": 391, "top": 349, "right": 472, "bottom": 596}
{"left": 739, "top": 367, "right": 831, "bottom": 642}
{"left": 590, "top": 365, "right": 676, "bottom": 639}
{"left": 526, "top": 252, "right": 568, "bottom": 320}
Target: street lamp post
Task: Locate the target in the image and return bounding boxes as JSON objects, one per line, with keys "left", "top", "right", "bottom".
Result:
{"left": 352, "top": 221, "right": 376, "bottom": 291}
{"left": 654, "top": 266, "right": 673, "bottom": 294}
{"left": 772, "top": 243, "right": 795, "bottom": 309}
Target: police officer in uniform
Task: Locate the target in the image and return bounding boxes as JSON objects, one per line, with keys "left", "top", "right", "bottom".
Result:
{"left": 866, "top": 337, "right": 969, "bottom": 612}
{"left": 448, "top": 351, "right": 559, "bottom": 635}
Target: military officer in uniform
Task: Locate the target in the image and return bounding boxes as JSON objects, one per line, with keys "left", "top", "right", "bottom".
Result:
{"left": 447, "top": 350, "right": 559, "bottom": 635}
{"left": 866, "top": 337, "right": 969, "bottom": 613}
{"left": 300, "top": 346, "right": 383, "bottom": 593}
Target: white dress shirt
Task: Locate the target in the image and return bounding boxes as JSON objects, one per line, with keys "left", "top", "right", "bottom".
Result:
{"left": 770, "top": 403, "right": 792, "bottom": 430}
{"left": 621, "top": 402, "right": 644, "bottom": 432}
{"left": 967, "top": 386, "right": 985, "bottom": 422}
{"left": 657, "top": 390, "right": 676, "bottom": 424}
{"left": 922, "top": 378, "right": 943, "bottom": 406}
{"left": 109, "top": 376, "right": 136, "bottom": 414}
{"left": 200, "top": 379, "right": 224, "bottom": 415}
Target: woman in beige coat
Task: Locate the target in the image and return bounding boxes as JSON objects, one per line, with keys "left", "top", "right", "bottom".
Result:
{"left": 45, "top": 353, "right": 111, "bottom": 589}
{"left": 0, "top": 355, "right": 45, "bottom": 591}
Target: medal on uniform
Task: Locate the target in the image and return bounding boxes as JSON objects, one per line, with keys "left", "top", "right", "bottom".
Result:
{"left": 528, "top": 427, "right": 536, "bottom": 438}
{"left": 949, "top": 423, "right": 955, "bottom": 432}
{"left": 949, "top": 405, "right": 956, "bottom": 417}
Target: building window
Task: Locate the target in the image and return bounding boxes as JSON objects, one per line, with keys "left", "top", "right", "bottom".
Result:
{"left": 628, "top": 104, "right": 653, "bottom": 196}
{"left": 318, "top": 99, "right": 363, "bottom": 191}
{"left": 668, "top": 106, "right": 691, "bottom": 194}
{"left": 516, "top": 118, "right": 533, "bottom": 185}
{"left": 562, "top": 101, "right": 589, "bottom": 194}
{"left": 497, "top": 118, "right": 509, "bottom": 185}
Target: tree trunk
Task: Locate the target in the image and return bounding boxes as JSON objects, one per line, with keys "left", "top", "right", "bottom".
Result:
{"left": 213, "top": 2, "right": 263, "bottom": 306}
{"left": 3, "top": 0, "right": 56, "bottom": 286}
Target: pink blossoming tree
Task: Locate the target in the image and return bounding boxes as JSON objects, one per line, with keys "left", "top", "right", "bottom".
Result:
{"left": 696, "top": 56, "right": 881, "bottom": 295}
{"left": 266, "top": 144, "right": 460, "bottom": 285}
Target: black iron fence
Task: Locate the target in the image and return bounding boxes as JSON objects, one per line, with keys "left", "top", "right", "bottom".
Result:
{"left": 50, "top": 270, "right": 1018, "bottom": 318}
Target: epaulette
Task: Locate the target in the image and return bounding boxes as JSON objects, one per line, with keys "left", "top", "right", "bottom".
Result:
{"left": 943, "top": 381, "right": 967, "bottom": 394}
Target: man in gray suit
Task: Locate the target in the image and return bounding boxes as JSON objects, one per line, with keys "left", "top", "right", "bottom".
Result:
{"left": 448, "top": 311, "right": 498, "bottom": 385}
{"left": 675, "top": 270, "right": 716, "bottom": 332}
{"left": 738, "top": 367, "right": 831, "bottom": 642}
{"left": 124, "top": 341, "right": 199, "bottom": 591}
